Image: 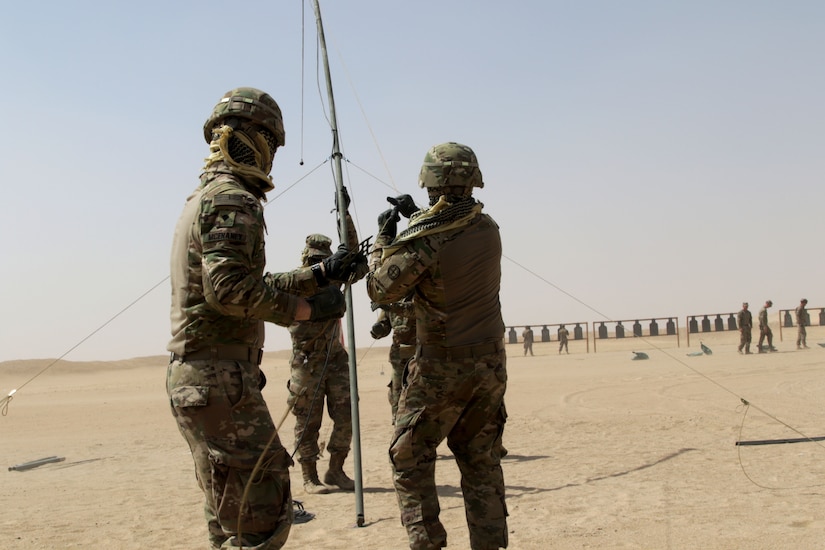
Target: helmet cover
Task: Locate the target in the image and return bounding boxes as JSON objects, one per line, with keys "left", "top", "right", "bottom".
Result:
{"left": 418, "top": 142, "right": 483, "bottom": 189}
{"left": 203, "top": 87, "right": 285, "bottom": 149}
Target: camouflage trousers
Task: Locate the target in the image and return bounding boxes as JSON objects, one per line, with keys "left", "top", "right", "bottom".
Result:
{"left": 758, "top": 326, "right": 773, "bottom": 348}
{"left": 390, "top": 349, "right": 508, "bottom": 550}
{"left": 388, "top": 344, "right": 415, "bottom": 423}
{"left": 738, "top": 328, "right": 752, "bottom": 351}
{"left": 797, "top": 325, "right": 807, "bottom": 347}
{"left": 287, "top": 350, "right": 352, "bottom": 462}
{"left": 167, "top": 358, "right": 293, "bottom": 550}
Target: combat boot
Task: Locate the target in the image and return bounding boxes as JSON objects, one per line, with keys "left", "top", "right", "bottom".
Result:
{"left": 323, "top": 452, "right": 355, "bottom": 491}
{"left": 301, "top": 461, "right": 329, "bottom": 494}
{"left": 744, "top": 345, "right": 752, "bottom": 355}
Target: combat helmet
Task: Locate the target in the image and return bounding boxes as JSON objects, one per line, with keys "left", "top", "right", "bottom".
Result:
{"left": 301, "top": 233, "right": 333, "bottom": 266}
{"left": 418, "top": 142, "right": 483, "bottom": 190}
{"left": 203, "top": 87, "right": 285, "bottom": 149}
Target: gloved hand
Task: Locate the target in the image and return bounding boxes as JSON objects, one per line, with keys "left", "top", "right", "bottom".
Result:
{"left": 377, "top": 208, "right": 400, "bottom": 240}
{"left": 335, "top": 186, "right": 351, "bottom": 211}
{"left": 387, "top": 194, "right": 417, "bottom": 218}
{"left": 306, "top": 286, "right": 346, "bottom": 322}
{"left": 348, "top": 252, "right": 369, "bottom": 283}
{"left": 370, "top": 302, "right": 390, "bottom": 312}
{"left": 321, "top": 244, "right": 353, "bottom": 282}
{"left": 370, "top": 319, "right": 392, "bottom": 339}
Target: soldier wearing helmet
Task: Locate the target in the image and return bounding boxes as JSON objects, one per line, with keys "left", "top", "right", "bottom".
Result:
{"left": 167, "top": 88, "right": 357, "bottom": 550}
{"left": 796, "top": 298, "right": 809, "bottom": 349}
{"left": 737, "top": 302, "right": 753, "bottom": 354}
{"left": 282, "top": 197, "right": 363, "bottom": 496}
{"left": 757, "top": 300, "right": 777, "bottom": 353}
{"left": 367, "top": 142, "right": 508, "bottom": 550}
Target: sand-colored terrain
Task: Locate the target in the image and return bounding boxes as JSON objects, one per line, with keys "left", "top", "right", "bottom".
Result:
{"left": 2, "top": 329, "right": 824, "bottom": 549}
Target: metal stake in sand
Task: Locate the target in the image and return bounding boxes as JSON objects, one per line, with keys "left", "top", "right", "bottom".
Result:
{"left": 9, "top": 456, "right": 65, "bottom": 471}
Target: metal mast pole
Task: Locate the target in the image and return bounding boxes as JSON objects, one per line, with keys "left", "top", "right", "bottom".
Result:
{"left": 310, "top": 0, "right": 365, "bottom": 527}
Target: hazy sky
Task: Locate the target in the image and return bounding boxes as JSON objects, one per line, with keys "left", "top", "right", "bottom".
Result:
{"left": 2, "top": 1, "right": 823, "bottom": 363}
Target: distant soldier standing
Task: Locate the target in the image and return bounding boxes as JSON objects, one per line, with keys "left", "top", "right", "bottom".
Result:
{"left": 284, "top": 201, "right": 366, "bottom": 495}
{"left": 737, "top": 302, "right": 753, "bottom": 354}
{"left": 522, "top": 326, "right": 534, "bottom": 356}
{"left": 757, "top": 300, "right": 777, "bottom": 353}
{"left": 796, "top": 298, "right": 809, "bottom": 349}
{"left": 167, "top": 88, "right": 352, "bottom": 550}
{"left": 367, "top": 142, "right": 508, "bottom": 550}
{"left": 558, "top": 325, "right": 569, "bottom": 354}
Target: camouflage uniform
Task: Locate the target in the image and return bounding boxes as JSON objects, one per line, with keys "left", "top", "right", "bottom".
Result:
{"left": 757, "top": 301, "right": 776, "bottom": 352}
{"left": 287, "top": 316, "right": 353, "bottom": 484}
{"left": 367, "top": 143, "right": 508, "bottom": 550}
{"left": 737, "top": 303, "right": 753, "bottom": 354}
{"left": 558, "top": 325, "right": 569, "bottom": 354}
{"left": 167, "top": 88, "right": 346, "bottom": 550}
{"left": 796, "top": 300, "right": 809, "bottom": 348}
{"left": 521, "top": 326, "right": 534, "bottom": 356}
{"left": 372, "top": 297, "right": 417, "bottom": 421}
{"left": 285, "top": 222, "right": 359, "bottom": 493}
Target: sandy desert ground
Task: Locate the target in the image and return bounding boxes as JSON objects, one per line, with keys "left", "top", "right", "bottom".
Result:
{"left": 2, "top": 328, "right": 824, "bottom": 549}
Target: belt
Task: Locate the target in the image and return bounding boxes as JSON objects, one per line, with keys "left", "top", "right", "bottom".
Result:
{"left": 417, "top": 339, "right": 504, "bottom": 361}
{"left": 170, "top": 345, "right": 263, "bottom": 365}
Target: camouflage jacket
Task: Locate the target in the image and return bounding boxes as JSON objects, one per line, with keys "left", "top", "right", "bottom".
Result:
{"left": 367, "top": 209, "right": 504, "bottom": 347}
{"left": 796, "top": 305, "right": 807, "bottom": 326}
{"left": 758, "top": 307, "right": 769, "bottom": 328}
{"left": 168, "top": 168, "right": 321, "bottom": 355}
{"left": 737, "top": 309, "right": 753, "bottom": 329}
{"left": 282, "top": 211, "right": 360, "bottom": 361}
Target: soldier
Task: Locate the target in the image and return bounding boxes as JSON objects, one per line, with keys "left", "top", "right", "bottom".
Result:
{"left": 285, "top": 222, "right": 362, "bottom": 495}
{"left": 796, "top": 298, "right": 809, "bottom": 349}
{"left": 737, "top": 302, "right": 753, "bottom": 354}
{"left": 521, "top": 326, "right": 534, "bottom": 356}
{"left": 371, "top": 295, "right": 416, "bottom": 422}
{"left": 167, "top": 88, "right": 357, "bottom": 550}
{"left": 757, "top": 300, "right": 777, "bottom": 353}
{"left": 367, "top": 142, "right": 508, "bottom": 550}
{"left": 558, "top": 324, "right": 570, "bottom": 354}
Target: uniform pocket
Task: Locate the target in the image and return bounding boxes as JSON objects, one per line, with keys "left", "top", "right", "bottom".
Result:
{"left": 389, "top": 407, "right": 425, "bottom": 470}
{"left": 206, "top": 437, "right": 293, "bottom": 535}
{"left": 286, "top": 377, "right": 309, "bottom": 413}
{"left": 169, "top": 385, "right": 209, "bottom": 408}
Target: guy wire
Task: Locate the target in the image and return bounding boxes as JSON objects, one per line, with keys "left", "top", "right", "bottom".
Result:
{"left": 0, "top": 159, "right": 327, "bottom": 417}
{"left": 1, "top": 276, "right": 168, "bottom": 416}
{"left": 506, "top": 253, "right": 825, "bottom": 489}
{"left": 300, "top": 0, "right": 306, "bottom": 165}
{"left": 736, "top": 402, "right": 825, "bottom": 490}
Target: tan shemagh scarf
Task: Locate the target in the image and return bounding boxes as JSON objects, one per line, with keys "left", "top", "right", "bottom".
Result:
{"left": 202, "top": 124, "right": 275, "bottom": 193}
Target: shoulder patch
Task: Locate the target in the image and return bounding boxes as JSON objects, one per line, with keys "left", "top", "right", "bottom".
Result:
{"left": 213, "top": 194, "right": 246, "bottom": 207}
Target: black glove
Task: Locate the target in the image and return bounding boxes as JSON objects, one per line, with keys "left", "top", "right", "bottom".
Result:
{"left": 370, "top": 320, "right": 392, "bottom": 339}
{"left": 321, "top": 244, "right": 353, "bottom": 282}
{"left": 306, "top": 286, "right": 346, "bottom": 322}
{"left": 348, "top": 252, "right": 369, "bottom": 283}
{"left": 387, "top": 194, "right": 417, "bottom": 218}
{"left": 378, "top": 208, "right": 400, "bottom": 240}
{"left": 370, "top": 302, "right": 390, "bottom": 312}
{"left": 335, "top": 186, "right": 351, "bottom": 211}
